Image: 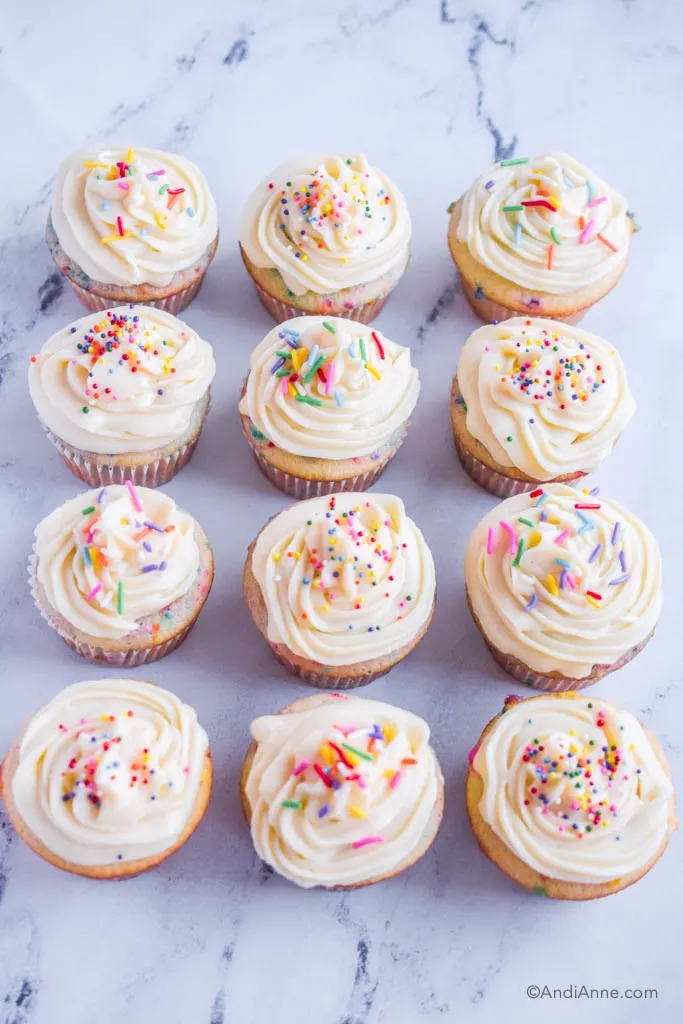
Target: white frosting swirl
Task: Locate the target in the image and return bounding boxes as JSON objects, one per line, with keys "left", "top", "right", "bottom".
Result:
{"left": 239, "top": 154, "right": 411, "bottom": 295}
{"left": 239, "top": 317, "right": 419, "bottom": 459}
{"left": 457, "top": 317, "right": 634, "bottom": 479}
{"left": 251, "top": 493, "right": 435, "bottom": 667}
{"left": 11, "top": 678, "right": 208, "bottom": 867}
{"left": 52, "top": 147, "right": 218, "bottom": 287}
{"left": 246, "top": 696, "right": 440, "bottom": 888}
{"left": 472, "top": 694, "right": 674, "bottom": 884}
{"left": 465, "top": 484, "right": 661, "bottom": 678}
{"left": 456, "top": 152, "right": 631, "bottom": 294}
{"left": 34, "top": 485, "right": 201, "bottom": 640}
{"left": 29, "top": 306, "right": 215, "bottom": 455}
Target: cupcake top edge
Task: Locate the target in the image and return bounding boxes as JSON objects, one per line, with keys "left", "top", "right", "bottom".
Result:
{"left": 245, "top": 694, "right": 441, "bottom": 888}
{"left": 239, "top": 316, "right": 420, "bottom": 460}
{"left": 472, "top": 692, "right": 673, "bottom": 886}
{"left": 29, "top": 305, "right": 216, "bottom": 455}
{"left": 34, "top": 483, "right": 204, "bottom": 640}
{"left": 456, "top": 316, "right": 635, "bottom": 480}
{"left": 239, "top": 154, "right": 411, "bottom": 296}
{"left": 454, "top": 151, "right": 632, "bottom": 295}
{"left": 11, "top": 677, "right": 209, "bottom": 868}
{"left": 464, "top": 483, "right": 662, "bottom": 679}
{"left": 51, "top": 146, "right": 219, "bottom": 288}
{"left": 250, "top": 492, "right": 436, "bottom": 667}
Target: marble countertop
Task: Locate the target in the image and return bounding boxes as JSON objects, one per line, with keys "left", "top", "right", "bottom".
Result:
{"left": 1, "top": 1, "right": 681, "bottom": 1022}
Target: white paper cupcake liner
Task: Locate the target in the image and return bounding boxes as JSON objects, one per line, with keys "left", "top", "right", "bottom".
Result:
{"left": 460, "top": 275, "right": 588, "bottom": 326}
{"left": 453, "top": 432, "right": 586, "bottom": 499}
{"left": 67, "top": 276, "right": 206, "bottom": 315}
{"left": 43, "top": 425, "right": 199, "bottom": 489}
{"left": 250, "top": 448, "right": 396, "bottom": 499}
{"left": 270, "top": 644, "right": 392, "bottom": 690}
{"left": 252, "top": 282, "right": 391, "bottom": 326}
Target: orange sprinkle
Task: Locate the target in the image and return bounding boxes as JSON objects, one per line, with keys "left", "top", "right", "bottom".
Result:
{"left": 547, "top": 244, "right": 554, "bottom": 270}
{"left": 597, "top": 233, "right": 618, "bottom": 253}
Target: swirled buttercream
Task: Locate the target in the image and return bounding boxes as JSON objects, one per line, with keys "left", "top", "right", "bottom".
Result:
{"left": 51, "top": 146, "right": 218, "bottom": 287}
{"left": 239, "top": 154, "right": 411, "bottom": 295}
{"left": 29, "top": 306, "right": 215, "bottom": 455}
{"left": 456, "top": 152, "right": 631, "bottom": 294}
{"left": 246, "top": 695, "right": 441, "bottom": 887}
{"left": 251, "top": 493, "right": 435, "bottom": 666}
{"left": 472, "top": 694, "right": 673, "bottom": 884}
{"left": 457, "top": 317, "right": 634, "bottom": 479}
{"left": 11, "top": 678, "right": 208, "bottom": 866}
{"left": 239, "top": 317, "right": 419, "bottom": 459}
{"left": 465, "top": 484, "right": 661, "bottom": 678}
{"left": 34, "top": 484, "right": 200, "bottom": 640}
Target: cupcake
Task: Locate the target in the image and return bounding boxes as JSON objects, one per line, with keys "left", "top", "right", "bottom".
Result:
{"left": 29, "top": 306, "right": 216, "bottom": 488}
{"left": 31, "top": 483, "right": 214, "bottom": 666}
{"left": 451, "top": 317, "right": 635, "bottom": 498}
{"left": 0, "top": 678, "right": 212, "bottom": 879}
{"left": 48, "top": 146, "right": 218, "bottom": 313}
{"left": 239, "top": 154, "right": 410, "bottom": 324}
{"left": 465, "top": 484, "right": 661, "bottom": 690}
{"left": 467, "top": 693, "right": 676, "bottom": 899}
{"left": 241, "top": 692, "right": 444, "bottom": 889}
{"left": 239, "top": 316, "right": 420, "bottom": 497}
{"left": 243, "top": 493, "right": 436, "bottom": 688}
{"left": 448, "top": 152, "right": 634, "bottom": 324}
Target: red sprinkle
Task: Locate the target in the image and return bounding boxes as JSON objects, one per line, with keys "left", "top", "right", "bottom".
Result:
{"left": 529, "top": 488, "right": 544, "bottom": 498}
{"left": 521, "top": 198, "right": 556, "bottom": 212}
{"left": 116, "top": 215, "right": 125, "bottom": 237}
{"left": 586, "top": 591, "right": 603, "bottom": 601}
{"left": 317, "top": 367, "right": 327, "bottom": 383}
{"left": 313, "top": 763, "right": 333, "bottom": 788}
{"left": 574, "top": 504, "right": 601, "bottom": 509}
{"left": 371, "top": 331, "right": 385, "bottom": 359}
{"left": 327, "top": 741, "right": 354, "bottom": 769}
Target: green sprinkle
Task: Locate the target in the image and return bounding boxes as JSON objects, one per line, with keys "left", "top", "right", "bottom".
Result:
{"left": 359, "top": 337, "right": 367, "bottom": 363}
{"left": 502, "top": 204, "right": 524, "bottom": 212}
{"left": 295, "top": 395, "right": 323, "bottom": 407}
{"left": 341, "top": 742, "right": 374, "bottom": 762}
{"left": 500, "top": 157, "right": 529, "bottom": 167}
{"left": 281, "top": 800, "right": 303, "bottom": 809}
{"left": 303, "top": 355, "right": 325, "bottom": 384}
{"left": 275, "top": 368, "right": 291, "bottom": 378}
{"left": 518, "top": 517, "right": 534, "bottom": 528}
{"left": 549, "top": 226, "right": 562, "bottom": 245}
{"left": 117, "top": 580, "right": 124, "bottom": 616}
{"left": 532, "top": 885, "right": 548, "bottom": 897}
{"left": 159, "top": 183, "right": 169, "bottom": 194}
{"left": 322, "top": 321, "right": 336, "bottom": 334}
{"left": 82, "top": 406, "right": 90, "bottom": 414}
{"left": 81, "top": 506, "right": 96, "bottom": 516}
{"left": 513, "top": 537, "right": 526, "bottom": 567}
{"left": 506, "top": 435, "right": 513, "bottom": 443}
{"left": 275, "top": 349, "right": 291, "bottom": 358}
{"left": 446, "top": 201, "right": 456, "bottom": 214}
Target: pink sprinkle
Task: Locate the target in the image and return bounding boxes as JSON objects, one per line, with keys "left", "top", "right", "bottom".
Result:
{"left": 281, "top": 378, "right": 288, "bottom": 396}
{"left": 486, "top": 527, "right": 496, "bottom": 555}
{"left": 565, "top": 572, "right": 577, "bottom": 590}
{"left": 117, "top": 182, "right": 130, "bottom": 191}
{"left": 587, "top": 196, "right": 606, "bottom": 208}
{"left": 325, "top": 361, "right": 334, "bottom": 396}
{"left": 468, "top": 744, "right": 480, "bottom": 765}
{"left": 86, "top": 582, "right": 103, "bottom": 601}
{"left": 500, "top": 521, "right": 516, "bottom": 554}
{"left": 148, "top": 169, "right": 165, "bottom": 177}
{"left": 293, "top": 760, "right": 310, "bottom": 776}
{"left": 555, "top": 530, "right": 571, "bottom": 545}
{"left": 579, "top": 218, "right": 596, "bottom": 244}
{"left": 352, "top": 836, "right": 384, "bottom": 849}
{"left": 390, "top": 770, "right": 402, "bottom": 790}
{"left": 125, "top": 479, "right": 144, "bottom": 512}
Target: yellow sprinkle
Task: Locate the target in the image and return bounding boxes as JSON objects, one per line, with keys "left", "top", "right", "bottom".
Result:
{"left": 366, "top": 365, "right": 381, "bottom": 381}
{"left": 568, "top": 729, "right": 576, "bottom": 736}
{"left": 291, "top": 347, "right": 308, "bottom": 372}
{"left": 321, "top": 605, "right": 329, "bottom": 613}
{"left": 546, "top": 515, "right": 561, "bottom": 525}
{"left": 602, "top": 820, "right": 609, "bottom": 827}
{"left": 294, "top": 551, "right": 302, "bottom": 561}
{"left": 383, "top": 724, "right": 396, "bottom": 744}
{"left": 154, "top": 211, "right": 167, "bottom": 230}
{"left": 555, "top": 692, "right": 578, "bottom": 699}
{"left": 126, "top": 147, "right": 136, "bottom": 164}
{"left": 100, "top": 233, "right": 131, "bottom": 244}
{"left": 546, "top": 573, "right": 559, "bottom": 597}
{"left": 321, "top": 744, "right": 336, "bottom": 765}
{"left": 288, "top": 384, "right": 296, "bottom": 397}
{"left": 383, "top": 770, "right": 394, "bottom": 779}
{"left": 348, "top": 806, "right": 366, "bottom": 819}
{"left": 83, "top": 161, "right": 109, "bottom": 169}
{"left": 527, "top": 530, "right": 542, "bottom": 549}
{"left": 494, "top": 364, "right": 500, "bottom": 372}
{"left": 586, "top": 595, "right": 601, "bottom": 609}
{"left": 272, "top": 552, "right": 281, "bottom": 562}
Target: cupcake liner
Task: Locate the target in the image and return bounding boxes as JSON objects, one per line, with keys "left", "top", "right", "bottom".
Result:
{"left": 480, "top": 629, "right": 654, "bottom": 693}
{"left": 249, "top": 447, "right": 396, "bottom": 499}
{"left": 269, "top": 643, "right": 392, "bottom": 690}
{"left": 44, "top": 425, "right": 200, "bottom": 489}
{"left": 253, "top": 282, "right": 391, "bottom": 326}
{"left": 29, "top": 552, "right": 198, "bottom": 667}
{"left": 460, "top": 276, "right": 587, "bottom": 326}
{"left": 453, "top": 430, "right": 586, "bottom": 499}
{"left": 66, "top": 275, "right": 206, "bottom": 315}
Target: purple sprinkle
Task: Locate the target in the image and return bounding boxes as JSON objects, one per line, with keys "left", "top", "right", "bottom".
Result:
{"left": 143, "top": 521, "right": 165, "bottom": 533}
{"left": 590, "top": 487, "right": 600, "bottom": 496}
{"left": 611, "top": 521, "right": 621, "bottom": 545}
{"left": 271, "top": 356, "right": 286, "bottom": 374}
{"left": 609, "top": 574, "right": 631, "bottom": 586}
{"left": 525, "top": 593, "right": 537, "bottom": 611}
{"left": 540, "top": 510, "right": 547, "bottom": 523}
{"left": 141, "top": 564, "right": 159, "bottom": 573}
{"left": 159, "top": 561, "right": 168, "bottom": 571}
{"left": 97, "top": 488, "right": 107, "bottom": 503}
{"left": 588, "top": 543, "right": 602, "bottom": 564}
{"left": 559, "top": 568, "right": 568, "bottom": 590}
{"left": 143, "top": 541, "right": 153, "bottom": 552}
{"left": 619, "top": 550, "right": 627, "bottom": 572}
{"left": 485, "top": 179, "right": 495, "bottom": 190}
{"left": 318, "top": 804, "right": 330, "bottom": 818}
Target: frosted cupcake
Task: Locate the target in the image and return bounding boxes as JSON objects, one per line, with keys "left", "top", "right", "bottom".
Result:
{"left": 467, "top": 693, "right": 676, "bottom": 899}
{"left": 448, "top": 152, "right": 634, "bottom": 324}
{"left": 239, "top": 316, "right": 419, "bottom": 497}
{"left": 29, "top": 306, "right": 216, "bottom": 488}
{"left": 0, "top": 678, "right": 212, "bottom": 879}
{"left": 465, "top": 484, "right": 661, "bottom": 690}
{"left": 451, "top": 317, "right": 635, "bottom": 497}
{"left": 239, "top": 154, "right": 410, "bottom": 324}
{"left": 48, "top": 146, "right": 218, "bottom": 312}
{"left": 31, "top": 484, "right": 214, "bottom": 666}
{"left": 243, "top": 493, "right": 436, "bottom": 688}
{"left": 241, "top": 692, "right": 444, "bottom": 889}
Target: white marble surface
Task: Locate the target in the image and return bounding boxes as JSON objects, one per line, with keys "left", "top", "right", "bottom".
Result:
{"left": 0, "top": 1, "right": 681, "bottom": 1022}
